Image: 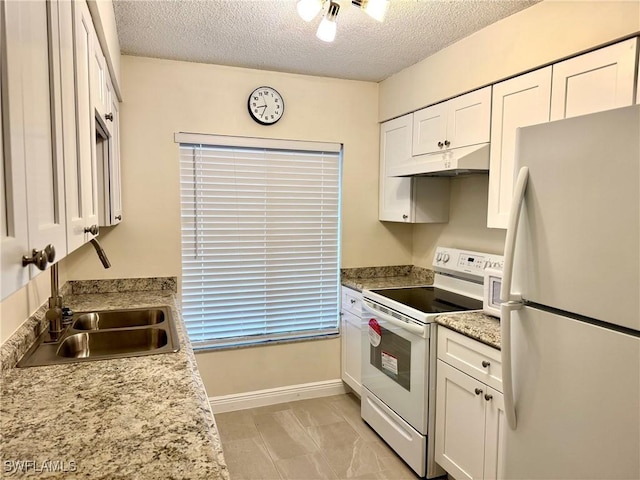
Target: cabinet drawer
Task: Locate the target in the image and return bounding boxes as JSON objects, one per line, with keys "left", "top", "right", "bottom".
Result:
{"left": 341, "top": 286, "right": 362, "bottom": 317}
{"left": 437, "top": 327, "right": 502, "bottom": 392}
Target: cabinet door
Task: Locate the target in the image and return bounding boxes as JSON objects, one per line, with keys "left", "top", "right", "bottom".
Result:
{"left": 107, "top": 81, "right": 122, "bottom": 225}
{"left": 341, "top": 311, "right": 362, "bottom": 395}
{"left": 58, "top": 0, "right": 85, "bottom": 253}
{"left": 550, "top": 38, "right": 637, "bottom": 121}
{"left": 90, "top": 31, "right": 107, "bottom": 119}
{"left": 447, "top": 86, "right": 492, "bottom": 149}
{"left": 435, "top": 360, "right": 486, "bottom": 480}
{"left": 487, "top": 68, "right": 551, "bottom": 229}
{"left": 379, "top": 115, "right": 413, "bottom": 222}
{"left": 74, "top": 0, "right": 99, "bottom": 239}
{"left": 0, "top": 1, "right": 30, "bottom": 299}
{"left": 412, "top": 102, "right": 448, "bottom": 156}
{"left": 483, "top": 388, "right": 505, "bottom": 480}
{"left": 3, "top": 0, "right": 67, "bottom": 283}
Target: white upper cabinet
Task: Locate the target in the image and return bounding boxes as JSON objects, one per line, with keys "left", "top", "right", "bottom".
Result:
{"left": 100, "top": 75, "right": 122, "bottom": 226}
{"left": 487, "top": 67, "right": 552, "bottom": 229}
{"left": 379, "top": 115, "right": 449, "bottom": 223}
{"left": 550, "top": 38, "right": 638, "bottom": 121}
{"left": 379, "top": 115, "right": 413, "bottom": 222}
{"left": 412, "top": 102, "right": 448, "bottom": 156}
{"left": 1, "top": 0, "right": 67, "bottom": 299}
{"left": 413, "top": 86, "right": 491, "bottom": 156}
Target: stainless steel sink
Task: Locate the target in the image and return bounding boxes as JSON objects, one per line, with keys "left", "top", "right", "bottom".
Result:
{"left": 17, "top": 306, "right": 180, "bottom": 367}
{"left": 72, "top": 308, "right": 166, "bottom": 330}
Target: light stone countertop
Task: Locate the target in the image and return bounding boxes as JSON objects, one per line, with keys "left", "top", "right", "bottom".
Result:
{"left": 0, "top": 283, "right": 229, "bottom": 479}
{"left": 341, "top": 265, "right": 434, "bottom": 292}
{"left": 435, "top": 311, "right": 501, "bottom": 350}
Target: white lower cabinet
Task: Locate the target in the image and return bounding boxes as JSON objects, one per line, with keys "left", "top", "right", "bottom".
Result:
{"left": 435, "top": 327, "right": 505, "bottom": 480}
{"left": 341, "top": 286, "right": 362, "bottom": 395}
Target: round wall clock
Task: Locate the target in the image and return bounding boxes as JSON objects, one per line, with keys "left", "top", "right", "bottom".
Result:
{"left": 247, "top": 86, "right": 284, "bottom": 125}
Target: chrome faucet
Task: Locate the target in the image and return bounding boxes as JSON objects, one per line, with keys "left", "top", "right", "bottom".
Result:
{"left": 44, "top": 236, "right": 112, "bottom": 342}
{"left": 90, "top": 238, "right": 112, "bottom": 269}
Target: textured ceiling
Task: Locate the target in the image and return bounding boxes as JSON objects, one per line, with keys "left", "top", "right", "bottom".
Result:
{"left": 113, "top": 0, "right": 540, "bottom": 82}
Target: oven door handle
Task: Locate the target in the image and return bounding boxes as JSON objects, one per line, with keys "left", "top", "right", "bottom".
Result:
{"left": 362, "top": 301, "right": 428, "bottom": 338}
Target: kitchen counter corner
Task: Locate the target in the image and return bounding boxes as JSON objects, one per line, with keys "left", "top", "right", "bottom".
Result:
{"left": 436, "top": 311, "right": 501, "bottom": 350}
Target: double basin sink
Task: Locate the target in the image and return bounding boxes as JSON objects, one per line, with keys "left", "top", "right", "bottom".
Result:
{"left": 17, "top": 307, "right": 180, "bottom": 367}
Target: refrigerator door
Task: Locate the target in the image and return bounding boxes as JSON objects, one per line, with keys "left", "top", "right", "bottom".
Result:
{"left": 512, "top": 105, "right": 639, "bottom": 331}
{"left": 503, "top": 305, "right": 640, "bottom": 479}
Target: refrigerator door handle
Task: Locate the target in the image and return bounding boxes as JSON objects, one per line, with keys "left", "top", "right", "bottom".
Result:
{"left": 500, "top": 166, "right": 529, "bottom": 431}
{"left": 501, "top": 166, "right": 529, "bottom": 304}
{"left": 501, "top": 301, "right": 521, "bottom": 430}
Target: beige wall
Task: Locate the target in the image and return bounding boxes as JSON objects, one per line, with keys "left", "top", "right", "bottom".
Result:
{"left": 381, "top": 0, "right": 640, "bottom": 267}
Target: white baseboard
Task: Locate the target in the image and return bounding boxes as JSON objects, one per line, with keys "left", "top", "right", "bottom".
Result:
{"left": 209, "top": 379, "right": 347, "bottom": 413}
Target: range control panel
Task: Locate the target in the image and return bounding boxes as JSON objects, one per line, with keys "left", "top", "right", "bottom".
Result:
{"left": 433, "top": 247, "right": 504, "bottom": 279}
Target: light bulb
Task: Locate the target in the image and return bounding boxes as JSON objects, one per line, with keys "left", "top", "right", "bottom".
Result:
{"left": 297, "top": 0, "right": 323, "bottom": 22}
{"left": 362, "top": 0, "right": 389, "bottom": 22}
{"left": 316, "top": 2, "right": 339, "bottom": 42}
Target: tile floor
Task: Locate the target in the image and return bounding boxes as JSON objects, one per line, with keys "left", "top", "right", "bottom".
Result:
{"left": 214, "top": 393, "right": 422, "bottom": 480}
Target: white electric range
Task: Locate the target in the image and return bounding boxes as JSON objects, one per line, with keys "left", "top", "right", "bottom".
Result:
{"left": 360, "top": 247, "right": 503, "bottom": 478}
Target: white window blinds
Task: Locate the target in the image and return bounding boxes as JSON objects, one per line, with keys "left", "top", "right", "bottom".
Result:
{"left": 178, "top": 135, "right": 342, "bottom": 349}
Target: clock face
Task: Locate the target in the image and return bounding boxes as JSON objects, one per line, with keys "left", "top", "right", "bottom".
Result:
{"left": 248, "top": 86, "right": 284, "bottom": 125}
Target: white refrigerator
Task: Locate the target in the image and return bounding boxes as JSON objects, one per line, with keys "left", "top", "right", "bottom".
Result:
{"left": 500, "top": 104, "right": 640, "bottom": 479}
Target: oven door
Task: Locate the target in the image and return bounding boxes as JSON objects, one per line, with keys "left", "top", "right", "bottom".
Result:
{"left": 361, "top": 300, "right": 429, "bottom": 434}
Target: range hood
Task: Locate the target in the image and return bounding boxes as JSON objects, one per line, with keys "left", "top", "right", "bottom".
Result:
{"left": 389, "top": 143, "right": 490, "bottom": 177}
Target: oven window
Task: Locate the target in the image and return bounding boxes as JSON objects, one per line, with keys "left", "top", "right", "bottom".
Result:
{"left": 370, "top": 326, "right": 411, "bottom": 391}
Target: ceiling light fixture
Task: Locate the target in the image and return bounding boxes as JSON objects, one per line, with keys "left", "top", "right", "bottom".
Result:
{"left": 297, "top": 0, "right": 389, "bottom": 43}
{"left": 316, "top": 1, "right": 340, "bottom": 43}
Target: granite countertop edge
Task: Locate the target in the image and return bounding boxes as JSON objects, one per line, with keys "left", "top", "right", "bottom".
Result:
{"left": 435, "top": 311, "right": 501, "bottom": 350}
{"left": 0, "top": 277, "right": 229, "bottom": 480}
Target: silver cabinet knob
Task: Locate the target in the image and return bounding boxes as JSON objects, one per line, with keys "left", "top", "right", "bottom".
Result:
{"left": 437, "top": 141, "right": 444, "bottom": 148}
{"left": 115, "top": 215, "right": 122, "bottom": 221}
{"left": 484, "top": 393, "right": 493, "bottom": 401}
{"left": 43, "top": 244, "right": 56, "bottom": 263}
{"left": 482, "top": 360, "right": 491, "bottom": 368}
{"left": 444, "top": 140, "right": 450, "bottom": 147}
{"left": 474, "top": 388, "right": 483, "bottom": 396}
{"left": 402, "top": 214, "right": 408, "bottom": 220}
{"left": 105, "top": 113, "right": 113, "bottom": 122}
{"left": 84, "top": 225, "right": 99, "bottom": 235}
{"left": 22, "top": 248, "right": 49, "bottom": 270}
{"left": 350, "top": 299, "right": 356, "bottom": 305}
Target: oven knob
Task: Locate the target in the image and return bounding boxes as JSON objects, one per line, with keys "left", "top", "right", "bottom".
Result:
{"left": 436, "top": 253, "right": 442, "bottom": 262}
{"left": 443, "top": 253, "right": 450, "bottom": 263}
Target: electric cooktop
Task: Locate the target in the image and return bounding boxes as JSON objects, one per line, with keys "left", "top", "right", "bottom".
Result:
{"left": 369, "top": 286, "right": 483, "bottom": 314}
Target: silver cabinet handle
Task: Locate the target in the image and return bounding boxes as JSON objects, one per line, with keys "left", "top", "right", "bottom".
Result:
{"left": 22, "top": 243, "right": 55, "bottom": 270}
{"left": 84, "top": 225, "right": 99, "bottom": 235}
{"left": 485, "top": 393, "right": 493, "bottom": 401}
{"left": 444, "top": 140, "right": 450, "bottom": 147}
{"left": 105, "top": 113, "right": 113, "bottom": 122}
{"left": 474, "top": 388, "right": 483, "bottom": 396}
{"left": 482, "top": 360, "right": 490, "bottom": 368}
{"left": 437, "top": 141, "right": 444, "bottom": 148}
{"left": 44, "top": 244, "right": 56, "bottom": 263}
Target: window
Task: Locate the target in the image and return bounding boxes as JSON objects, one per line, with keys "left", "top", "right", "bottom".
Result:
{"left": 177, "top": 133, "right": 342, "bottom": 349}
